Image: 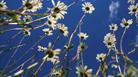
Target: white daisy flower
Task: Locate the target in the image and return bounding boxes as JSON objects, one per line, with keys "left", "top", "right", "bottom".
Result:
{"left": 42, "top": 28, "right": 53, "bottom": 36}
{"left": 42, "top": 49, "right": 60, "bottom": 64}
{"left": 43, "top": 48, "right": 60, "bottom": 60}
{"left": 42, "top": 42, "right": 61, "bottom": 64}
{"left": 128, "top": 3, "right": 138, "bottom": 16}
{"left": 103, "top": 33, "right": 116, "bottom": 49}
{"left": 109, "top": 24, "right": 118, "bottom": 31}
{"left": 0, "top": 0, "right": 7, "bottom": 10}
{"left": 37, "top": 45, "right": 47, "bottom": 52}
{"left": 51, "top": 1, "right": 68, "bottom": 19}
{"left": 23, "top": 15, "right": 32, "bottom": 22}
{"left": 23, "top": 28, "right": 31, "bottom": 36}
{"left": 78, "top": 32, "right": 89, "bottom": 40}
{"left": 82, "top": 2, "right": 95, "bottom": 14}
{"left": 47, "top": 17, "right": 57, "bottom": 29}
{"left": 22, "top": 0, "right": 42, "bottom": 12}
{"left": 120, "top": 18, "right": 133, "bottom": 28}
{"left": 96, "top": 53, "right": 106, "bottom": 62}
{"left": 49, "top": 13, "right": 62, "bottom": 20}
{"left": 76, "top": 65, "right": 93, "bottom": 77}
{"left": 13, "top": 70, "right": 24, "bottom": 76}
{"left": 57, "top": 23, "right": 69, "bottom": 37}
{"left": 51, "top": 68, "right": 63, "bottom": 77}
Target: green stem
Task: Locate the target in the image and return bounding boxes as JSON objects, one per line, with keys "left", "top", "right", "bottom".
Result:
{"left": 63, "top": 14, "right": 86, "bottom": 77}
{"left": 67, "top": 14, "right": 85, "bottom": 48}
{"left": 114, "top": 46, "right": 123, "bottom": 75}
{"left": 34, "top": 59, "right": 46, "bottom": 75}
{"left": 3, "top": 35, "right": 25, "bottom": 72}
{"left": 52, "top": 33, "right": 61, "bottom": 49}
{"left": 5, "top": 34, "right": 47, "bottom": 71}
{"left": 120, "top": 28, "right": 127, "bottom": 55}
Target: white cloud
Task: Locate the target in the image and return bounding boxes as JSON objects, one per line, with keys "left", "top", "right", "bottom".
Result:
{"left": 109, "top": 1, "right": 120, "bottom": 20}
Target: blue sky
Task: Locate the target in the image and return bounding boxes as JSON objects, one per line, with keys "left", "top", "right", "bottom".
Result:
{"left": 0, "top": 0, "right": 138, "bottom": 77}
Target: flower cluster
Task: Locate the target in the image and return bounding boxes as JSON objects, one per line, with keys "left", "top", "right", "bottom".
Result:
{"left": 1, "top": 0, "right": 138, "bottom": 77}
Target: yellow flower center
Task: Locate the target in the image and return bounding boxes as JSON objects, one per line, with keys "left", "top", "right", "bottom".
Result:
{"left": 46, "top": 50, "right": 54, "bottom": 58}
{"left": 51, "top": 14, "right": 57, "bottom": 18}
{"left": 124, "top": 22, "right": 129, "bottom": 26}
{"left": 54, "top": 7, "right": 60, "bottom": 13}
{"left": 0, "top": 4, "right": 3, "bottom": 7}
{"left": 48, "top": 20, "right": 52, "bottom": 25}
{"left": 107, "top": 42, "right": 112, "bottom": 46}
{"left": 85, "top": 7, "right": 90, "bottom": 11}
{"left": 25, "top": 2, "right": 33, "bottom": 9}
{"left": 80, "top": 72, "right": 88, "bottom": 77}
{"left": 132, "top": 8, "right": 137, "bottom": 12}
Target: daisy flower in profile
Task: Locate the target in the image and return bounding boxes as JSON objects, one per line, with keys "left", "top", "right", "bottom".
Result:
{"left": 103, "top": 33, "right": 116, "bottom": 49}
{"left": 42, "top": 28, "right": 53, "bottom": 36}
{"left": 82, "top": 2, "right": 95, "bottom": 14}
{"left": 128, "top": 0, "right": 135, "bottom": 4}
{"left": 22, "top": 0, "right": 42, "bottom": 12}
{"left": 96, "top": 53, "right": 106, "bottom": 62}
{"left": 42, "top": 42, "right": 61, "bottom": 64}
{"left": 128, "top": 3, "right": 138, "bottom": 16}
{"left": 51, "top": 1, "right": 68, "bottom": 19}
{"left": 77, "top": 42, "right": 87, "bottom": 52}
{"left": 47, "top": 17, "right": 57, "bottom": 29}
{"left": 120, "top": 18, "right": 133, "bottom": 28}
{"left": 76, "top": 65, "right": 92, "bottom": 77}
{"left": 78, "top": 32, "right": 89, "bottom": 40}
{"left": 109, "top": 24, "right": 118, "bottom": 31}
{"left": 0, "top": 0, "right": 7, "bottom": 10}
{"left": 57, "top": 23, "right": 69, "bottom": 37}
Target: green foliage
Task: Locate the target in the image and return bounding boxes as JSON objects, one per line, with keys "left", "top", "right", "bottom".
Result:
{"left": 126, "top": 65, "right": 138, "bottom": 77}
